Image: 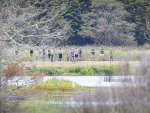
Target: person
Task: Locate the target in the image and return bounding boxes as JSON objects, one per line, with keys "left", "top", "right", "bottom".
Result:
{"left": 39, "top": 48, "right": 43, "bottom": 61}
{"left": 79, "top": 47, "right": 83, "bottom": 61}
{"left": 99, "top": 46, "right": 104, "bottom": 61}
{"left": 15, "top": 50, "right": 18, "bottom": 55}
{"left": 110, "top": 48, "right": 113, "bottom": 61}
{"left": 30, "top": 49, "right": 34, "bottom": 61}
{"left": 70, "top": 48, "right": 75, "bottom": 62}
{"left": 50, "top": 47, "right": 55, "bottom": 62}
{"left": 15, "top": 49, "right": 18, "bottom": 60}
{"left": 59, "top": 48, "right": 63, "bottom": 61}
{"left": 91, "top": 47, "right": 95, "bottom": 61}
{"left": 65, "top": 47, "right": 69, "bottom": 61}
{"left": 43, "top": 49, "right": 46, "bottom": 61}
{"left": 48, "top": 49, "right": 51, "bottom": 60}
{"left": 74, "top": 47, "right": 79, "bottom": 61}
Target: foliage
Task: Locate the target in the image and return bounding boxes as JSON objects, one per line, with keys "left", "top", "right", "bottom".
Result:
{"left": 26, "top": 65, "right": 116, "bottom": 76}
{"left": 116, "top": 0, "right": 150, "bottom": 45}
{"left": 79, "top": 0, "right": 135, "bottom": 46}
{"left": 25, "top": 78, "right": 81, "bottom": 92}
{"left": 2, "top": 62, "right": 25, "bottom": 77}
{"left": 64, "top": 0, "right": 82, "bottom": 45}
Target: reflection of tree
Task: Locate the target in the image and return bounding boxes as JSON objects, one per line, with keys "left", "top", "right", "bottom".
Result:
{"left": 80, "top": 0, "right": 135, "bottom": 46}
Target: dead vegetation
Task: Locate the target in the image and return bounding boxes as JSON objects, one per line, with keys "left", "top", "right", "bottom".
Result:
{"left": 2, "top": 62, "right": 25, "bottom": 78}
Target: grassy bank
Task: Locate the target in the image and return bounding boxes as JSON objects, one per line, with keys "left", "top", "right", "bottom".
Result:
{"left": 26, "top": 65, "right": 117, "bottom": 76}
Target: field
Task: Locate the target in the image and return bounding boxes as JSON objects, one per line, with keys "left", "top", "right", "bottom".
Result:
{"left": 9, "top": 45, "right": 150, "bottom": 62}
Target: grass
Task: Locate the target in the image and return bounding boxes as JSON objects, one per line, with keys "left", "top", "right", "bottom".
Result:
{"left": 26, "top": 65, "right": 117, "bottom": 76}
{"left": 19, "top": 97, "right": 62, "bottom": 113}
{"left": 6, "top": 45, "right": 150, "bottom": 61}
{"left": 24, "top": 78, "right": 82, "bottom": 92}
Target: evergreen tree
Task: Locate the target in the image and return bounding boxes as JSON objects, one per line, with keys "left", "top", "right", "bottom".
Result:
{"left": 78, "top": 0, "right": 92, "bottom": 13}
{"left": 116, "top": 0, "right": 150, "bottom": 45}
{"left": 79, "top": 0, "right": 135, "bottom": 46}
{"left": 64, "top": 0, "right": 82, "bottom": 45}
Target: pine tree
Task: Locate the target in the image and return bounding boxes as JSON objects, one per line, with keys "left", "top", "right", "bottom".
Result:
{"left": 116, "top": 0, "right": 150, "bottom": 45}
{"left": 64, "top": 0, "right": 82, "bottom": 45}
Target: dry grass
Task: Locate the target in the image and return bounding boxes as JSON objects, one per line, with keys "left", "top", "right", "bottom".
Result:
{"left": 2, "top": 62, "right": 25, "bottom": 78}
{"left": 16, "top": 57, "right": 26, "bottom": 63}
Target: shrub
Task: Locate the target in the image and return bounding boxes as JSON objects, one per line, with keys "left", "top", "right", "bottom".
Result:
{"left": 26, "top": 65, "right": 116, "bottom": 76}
{"left": 25, "top": 78, "right": 81, "bottom": 92}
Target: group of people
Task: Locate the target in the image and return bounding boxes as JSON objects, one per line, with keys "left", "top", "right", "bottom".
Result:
{"left": 91, "top": 46, "right": 113, "bottom": 61}
{"left": 29, "top": 46, "right": 113, "bottom": 62}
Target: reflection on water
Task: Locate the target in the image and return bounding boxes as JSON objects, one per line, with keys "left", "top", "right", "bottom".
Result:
{"left": 104, "top": 76, "right": 114, "bottom": 82}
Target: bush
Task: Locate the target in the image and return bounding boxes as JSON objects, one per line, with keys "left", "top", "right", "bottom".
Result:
{"left": 26, "top": 65, "right": 116, "bottom": 76}
{"left": 25, "top": 78, "right": 81, "bottom": 92}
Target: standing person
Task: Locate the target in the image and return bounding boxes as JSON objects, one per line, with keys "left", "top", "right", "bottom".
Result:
{"left": 48, "top": 49, "right": 51, "bottom": 60}
{"left": 15, "top": 49, "right": 18, "bottom": 60}
{"left": 99, "top": 46, "right": 104, "bottom": 61}
{"left": 59, "top": 48, "right": 62, "bottom": 61}
{"left": 50, "top": 47, "right": 54, "bottom": 62}
{"left": 74, "top": 47, "right": 79, "bottom": 61}
{"left": 39, "top": 48, "right": 43, "bottom": 61}
{"left": 43, "top": 49, "right": 46, "bottom": 61}
{"left": 79, "top": 47, "right": 83, "bottom": 61}
{"left": 91, "top": 47, "right": 95, "bottom": 61}
{"left": 65, "top": 47, "right": 69, "bottom": 61}
{"left": 70, "top": 48, "right": 75, "bottom": 62}
{"left": 30, "top": 49, "right": 34, "bottom": 61}
{"left": 110, "top": 48, "right": 113, "bottom": 61}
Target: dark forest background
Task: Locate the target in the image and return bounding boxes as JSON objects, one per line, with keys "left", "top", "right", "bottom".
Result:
{"left": 2, "top": 0, "right": 150, "bottom": 46}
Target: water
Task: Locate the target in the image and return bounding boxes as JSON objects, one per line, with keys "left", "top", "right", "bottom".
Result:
{"left": 7, "top": 76, "right": 136, "bottom": 87}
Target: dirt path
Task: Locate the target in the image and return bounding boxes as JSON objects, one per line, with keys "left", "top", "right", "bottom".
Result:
{"left": 23, "top": 61, "right": 140, "bottom": 67}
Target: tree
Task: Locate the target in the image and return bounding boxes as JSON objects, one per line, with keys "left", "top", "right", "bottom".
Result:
{"left": 0, "top": 0, "right": 69, "bottom": 47}
{"left": 144, "top": 16, "right": 150, "bottom": 41}
{"left": 79, "top": 0, "right": 135, "bottom": 46}
{"left": 64, "top": 0, "right": 82, "bottom": 45}
{"left": 116, "top": 0, "right": 150, "bottom": 45}
{"left": 78, "top": 0, "right": 92, "bottom": 14}
{"left": 0, "top": 0, "right": 69, "bottom": 112}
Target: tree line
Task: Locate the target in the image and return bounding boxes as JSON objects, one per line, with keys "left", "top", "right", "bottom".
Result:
{"left": 67, "top": 0, "right": 150, "bottom": 46}
{"left": 1, "top": 0, "right": 150, "bottom": 46}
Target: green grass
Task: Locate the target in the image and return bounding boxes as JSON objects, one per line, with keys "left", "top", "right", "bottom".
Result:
{"left": 25, "top": 78, "right": 82, "bottom": 92}
{"left": 26, "top": 65, "right": 117, "bottom": 76}
{"left": 7, "top": 45, "right": 149, "bottom": 61}
{"left": 20, "top": 97, "right": 62, "bottom": 113}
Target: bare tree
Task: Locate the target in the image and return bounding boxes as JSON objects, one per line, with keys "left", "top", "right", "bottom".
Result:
{"left": 0, "top": 0, "right": 69, "bottom": 112}
{"left": 144, "top": 16, "right": 150, "bottom": 40}
{"left": 0, "top": 0, "right": 69, "bottom": 48}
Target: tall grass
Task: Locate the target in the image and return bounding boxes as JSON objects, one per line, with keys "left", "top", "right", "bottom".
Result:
{"left": 26, "top": 65, "right": 117, "bottom": 76}
{"left": 25, "top": 78, "right": 81, "bottom": 92}
{"left": 14, "top": 45, "right": 149, "bottom": 61}
{"left": 20, "top": 98, "right": 62, "bottom": 113}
